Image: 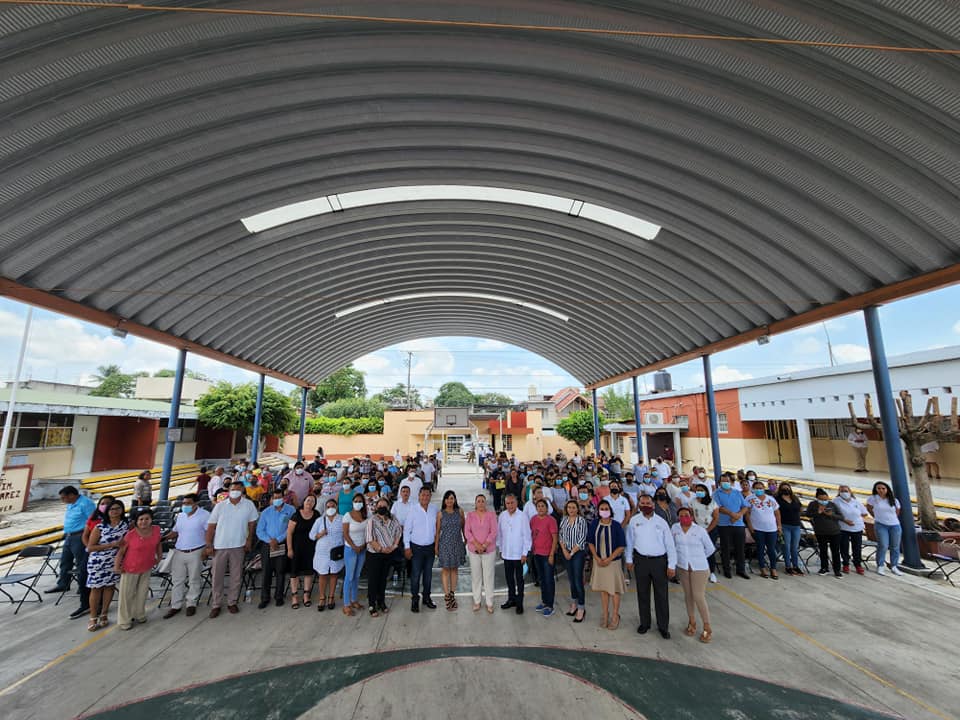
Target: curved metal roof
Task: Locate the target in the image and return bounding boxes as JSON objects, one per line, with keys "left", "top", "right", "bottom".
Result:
{"left": 1, "top": 1, "right": 960, "bottom": 387}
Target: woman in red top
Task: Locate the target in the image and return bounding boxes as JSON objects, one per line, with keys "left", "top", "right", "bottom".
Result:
{"left": 529, "top": 498, "right": 559, "bottom": 616}
{"left": 113, "top": 508, "right": 163, "bottom": 630}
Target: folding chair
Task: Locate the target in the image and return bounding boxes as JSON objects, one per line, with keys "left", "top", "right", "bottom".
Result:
{"left": 0, "top": 545, "right": 54, "bottom": 614}
{"left": 926, "top": 541, "right": 960, "bottom": 587}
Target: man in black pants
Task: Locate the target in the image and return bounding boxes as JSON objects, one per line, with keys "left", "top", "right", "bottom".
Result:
{"left": 403, "top": 487, "right": 439, "bottom": 612}
{"left": 625, "top": 494, "right": 677, "bottom": 639}
{"left": 497, "top": 494, "right": 531, "bottom": 614}
{"left": 714, "top": 474, "right": 750, "bottom": 579}
{"left": 255, "top": 489, "right": 294, "bottom": 609}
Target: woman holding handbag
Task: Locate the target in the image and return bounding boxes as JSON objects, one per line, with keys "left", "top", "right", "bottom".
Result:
{"left": 309, "top": 498, "right": 345, "bottom": 611}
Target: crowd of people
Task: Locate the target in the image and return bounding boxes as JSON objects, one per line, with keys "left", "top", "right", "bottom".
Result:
{"left": 45, "top": 448, "right": 908, "bottom": 643}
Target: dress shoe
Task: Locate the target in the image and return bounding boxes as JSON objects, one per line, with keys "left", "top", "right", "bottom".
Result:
{"left": 637, "top": 625, "right": 650, "bottom": 634}
{"left": 410, "top": 598, "right": 420, "bottom": 613}
{"left": 69, "top": 606, "right": 89, "bottom": 619}
{"left": 209, "top": 607, "right": 221, "bottom": 618}
{"left": 422, "top": 597, "right": 437, "bottom": 610}
{"left": 736, "top": 572, "right": 751, "bottom": 580}
{"left": 275, "top": 598, "right": 283, "bottom": 607}
{"left": 163, "top": 608, "right": 181, "bottom": 619}
{"left": 185, "top": 606, "right": 197, "bottom": 617}
{"left": 45, "top": 586, "right": 68, "bottom": 594}
{"left": 515, "top": 605, "right": 524, "bottom": 615}
{"left": 257, "top": 600, "right": 269, "bottom": 609}
{"left": 227, "top": 604, "right": 239, "bottom": 614}
{"left": 500, "top": 600, "right": 516, "bottom": 610}
{"left": 659, "top": 629, "right": 671, "bottom": 639}
{"left": 723, "top": 571, "right": 732, "bottom": 579}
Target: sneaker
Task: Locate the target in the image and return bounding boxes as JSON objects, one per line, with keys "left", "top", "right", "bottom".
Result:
{"left": 542, "top": 607, "right": 554, "bottom": 617}
{"left": 842, "top": 565, "right": 850, "bottom": 574}
{"left": 818, "top": 568, "right": 830, "bottom": 575}
{"left": 855, "top": 566, "right": 865, "bottom": 576}
{"left": 891, "top": 566, "right": 903, "bottom": 576}
{"left": 708, "top": 573, "right": 717, "bottom": 583}
{"left": 534, "top": 603, "right": 546, "bottom": 613}
{"left": 877, "top": 566, "right": 886, "bottom": 576}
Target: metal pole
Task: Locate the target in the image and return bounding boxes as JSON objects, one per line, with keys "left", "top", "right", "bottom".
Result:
{"left": 591, "top": 388, "right": 601, "bottom": 456}
{"left": 0, "top": 307, "right": 33, "bottom": 475}
{"left": 159, "top": 348, "right": 187, "bottom": 502}
{"left": 863, "top": 306, "right": 922, "bottom": 568}
{"left": 251, "top": 373, "right": 265, "bottom": 464}
{"left": 297, "top": 386, "right": 308, "bottom": 462}
{"left": 702, "top": 355, "right": 723, "bottom": 487}
{"left": 632, "top": 375, "right": 643, "bottom": 464}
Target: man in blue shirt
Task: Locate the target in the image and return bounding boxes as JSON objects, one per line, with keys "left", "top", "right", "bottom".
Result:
{"left": 255, "top": 488, "right": 294, "bottom": 609}
{"left": 713, "top": 472, "right": 751, "bottom": 579}
{"left": 46, "top": 486, "right": 96, "bottom": 619}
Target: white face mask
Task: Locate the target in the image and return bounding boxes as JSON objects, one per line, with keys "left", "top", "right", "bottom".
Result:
{"left": 229, "top": 490, "right": 242, "bottom": 499}
{"left": 352, "top": 501, "right": 364, "bottom": 511}
{"left": 325, "top": 507, "right": 337, "bottom": 517}
{"left": 839, "top": 491, "right": 851, "bottom": 500}
{"left": 296, "top": 468, "right": 304, "bottom": 475}
{"left": 698, "top": 472, "right": 706, "bottom": 479}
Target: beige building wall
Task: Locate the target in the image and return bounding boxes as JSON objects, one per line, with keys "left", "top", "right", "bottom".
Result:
{"left": 680, "top": 437, "right": 771, "bottom": 473}
{"left": 153, "top": 441, "right": 198, "bottom": 466}
{"left": 5, "top": 447, "right": 74, "bottom": 478}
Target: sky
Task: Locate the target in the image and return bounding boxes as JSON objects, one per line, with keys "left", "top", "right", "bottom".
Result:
{"left": 1, "top": 282, "right": 959, "bottom": 401}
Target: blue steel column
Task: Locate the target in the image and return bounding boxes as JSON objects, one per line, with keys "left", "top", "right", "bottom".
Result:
{"left": 591, "top": 388, "right": 601, "bottom": 455}
{"left": 159, "top": 348, "right": 187, "bottom": 502}
{"left": 632, "top": 375, "right": 643, "bottom": 462}
{"left": 702, "top": 355, "right": 723, "bottom": 487}
{"left": 863, "top": 306, "right": 922, "bottom": 568}
{"left": 297, "top": 386, "right": 308, "bottom": 462}
{"left": 251, "top": 373, "right": 265, "bottom": 464}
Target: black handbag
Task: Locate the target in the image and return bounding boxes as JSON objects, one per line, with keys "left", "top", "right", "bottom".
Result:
{"left": 325, "top": 517, "right": 345, "bottom": 560}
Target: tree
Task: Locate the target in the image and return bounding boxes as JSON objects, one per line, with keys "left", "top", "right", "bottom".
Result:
{"left": 433, "top": 381, "right": 476, "bottom": 407}
{"left": 197, "top": 381, "right": 298, "bottom": 437}
{"left": 848, "top": 391, "right": 958, "bottom": 531}
{"left": 371, "top": 383, "right": 423, "bottom": 409}
{"left": 556, "top": 409, "right": 603, "bottom": 452}
{"left": 88, "top": 364, "right": 146, "bottom": 398}
{"left": 318, "top": 398, "right": 387, "bottom": 419}
{"left": 474, "top": 392, "right": 514, "bottom": 406}
{"left": 153, "top": 368, "right": 211, "bottom": 381}
{"left": 309, "top": 364, "right": 366, "bottom": 407}
{"left": 600, "top": 386, "right": 634, "bottom": 421}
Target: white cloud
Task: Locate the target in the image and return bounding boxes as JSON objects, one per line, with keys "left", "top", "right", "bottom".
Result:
{"left": 793, "top": 337, "right": 823, "bottom": 355}
{"left": 475, "top": 339, "right": 506, "bottom": 351}
{"left": 953, "top": 320, "right": 960, "bottom": 335}
{"left": 794, "top": 317, "right": 849, "bottom": 335}
{"left": 832, "top": 343, "right": 871, "bottom": 364}
{"left": 689, "top": 364, "right": 753, "bottom": 386}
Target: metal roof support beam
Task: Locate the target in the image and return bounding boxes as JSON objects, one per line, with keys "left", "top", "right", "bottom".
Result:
{"left": 592, "top": 388, "right": 601, "bottom": 456}
{"left": 252, "top": 373, "right": 265, "bottom": 464}
{"left": 297, "top": 387, "right": 308, "bottom": 462}
{"left": 862, "top": 306, "right": 921, "bottom": 569}
{"left": 159, "top": 348, "right": 187, "bottom": 503}
{"left": 702, "top": 354, "right": 722, "bottom": 489}
{"left": 632, "top": 375, "right": 642, "bottom": 464}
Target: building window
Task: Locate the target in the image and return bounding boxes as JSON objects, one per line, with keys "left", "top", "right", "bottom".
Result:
{"left": 718, "top": 413, "right": 729, "bottom": 433}
{"left": 159, "top": 418, "right": 198, "bottom": 442}
{"left": 674, "top": 414, "right": 688, "bottom": 427}
{"left": 809, "top": 419, "right": 848, "bottom": 440}
{"left": 764, "top": 420, "right": 799, "bottom": 441}
{"left": 0, "top": 412, "right": 74, "bottom": 449}
{"left": 501, "top": 435, "right": 513, "bottom": 452}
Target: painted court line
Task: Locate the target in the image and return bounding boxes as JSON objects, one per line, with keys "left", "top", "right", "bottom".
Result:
{"left": 716, "top": 584, "right": 953, "bottom": 720}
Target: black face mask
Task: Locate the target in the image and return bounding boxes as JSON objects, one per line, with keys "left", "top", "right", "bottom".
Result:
{"left": 376, "top": 507, "right": 389, "bottom": 517}
{"left": 655, "top": 494, "right": 667, "bottom": 502}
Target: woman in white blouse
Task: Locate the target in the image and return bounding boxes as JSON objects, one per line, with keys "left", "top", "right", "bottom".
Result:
{"left": 691, "top": 483, "right": 720, "bottom": 583}
{"left": 866, "top": 481, "right": 902, "bottom": 576}
{"left": 672, "top": 506, "right": 715, "bottom": 643}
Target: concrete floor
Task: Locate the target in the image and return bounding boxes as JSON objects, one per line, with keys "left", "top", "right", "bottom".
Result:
{"left": 1, "top": 463, "right": 958, "bottom": 720}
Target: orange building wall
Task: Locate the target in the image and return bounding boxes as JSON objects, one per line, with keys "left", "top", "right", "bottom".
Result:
{"left": 639, "top": 389, "right": 762, "bottom": 440}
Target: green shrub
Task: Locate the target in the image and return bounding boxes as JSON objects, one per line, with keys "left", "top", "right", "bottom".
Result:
{"left": 304, "top": 416, "right": 385, "bottom": 436}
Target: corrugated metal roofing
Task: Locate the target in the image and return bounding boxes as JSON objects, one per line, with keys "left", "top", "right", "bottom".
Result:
{"left": 0, "top": 1, "right": 959, "bottom": 386}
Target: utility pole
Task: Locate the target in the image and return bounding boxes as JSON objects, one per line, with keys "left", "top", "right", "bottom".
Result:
{"left": 823, "top": 322, "right": 837, "bottom": 367}
{"left": 404, "top": 351, "right": 413, "bottom": 409}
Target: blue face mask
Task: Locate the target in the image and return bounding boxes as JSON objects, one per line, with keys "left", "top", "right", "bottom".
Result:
{"left": 720, "top": 481, "right": 732, "bottom": 491}
{"left": 650, "top": 471, "right": 658, "bottom": 477}
{"left": 368, "top": 485, "right": 377, "bottom": 492}
{"left": 754, "top": 489, "right": 766, "bottom": 498}
{"left": 695, "top": 491, "right": 706, "bottom": 499}
{"left": 272, "top": 498, "right": 283, "bottom": 508}
{"left": 578, "top": 492, "right": 589, "bottom": 501}
{"left": 818, "top": 499, "right": 829, "bottom": 505}
{"left": 182, "top": 505, "right": 195, "bottom": 515}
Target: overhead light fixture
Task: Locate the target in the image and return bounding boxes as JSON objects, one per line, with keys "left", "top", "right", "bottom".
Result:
{"left": 111, "top": 327, "right": 128, "bottom": 339}
{"left": 239, "top": 185, "right": 661, "bottom": 239}
{"left": 757, "top": 334, "right": 770, "bottom": 346}
{"left": 334, "top": 291, "right": 570, "bottom": 322}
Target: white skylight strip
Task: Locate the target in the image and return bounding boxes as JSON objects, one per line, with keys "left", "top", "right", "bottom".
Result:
{"left": 334, "top": 291, "right": 570, "bottom": 322}
{"left": 241, "top": 197, "right": 333, "bottom": 233}
{"left": 240, "top": 185, "right": 661, "bottom": 240}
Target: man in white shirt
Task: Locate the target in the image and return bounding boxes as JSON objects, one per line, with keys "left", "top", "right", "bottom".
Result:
{"left": 403, "top": 487, "right": 439, "bottom": 612}
{"left": 655, "top": 458, "right": 671, "bottom": 486}
{"left": 399, "top": 468, "right": 423, "bottom": 497}
{"left": 848, "top": 429, "right": 869, "bottom": 472}
{"left": 204, "top": 481, "right": 259, "bottom": 617}
{"left": 394, "top": 449, "right": 403, "bottom": 465}
{"left": 835, "top": 485, "right": 869, "bottom": 574}
{"left": 497, "top": 494, "right": 532, "bottom": 614}
{"left": 163, "top": 493, "right": 211, "bottom": 619}
{"left": 625, "top": 495, "right": 677, "bottom": 638}
{"left": 207, "top": 467, "right": 227, "bottom": 499}
{"left": 420, "top": 458, "right": 437, "bottom": 489}
{"left": 572, "top": 452, "right": 582, "bottom": 467}
{"left": 391, "top": 485, "right": 414, "bottom": 527}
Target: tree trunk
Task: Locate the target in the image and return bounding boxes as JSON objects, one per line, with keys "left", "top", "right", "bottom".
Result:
{"left": 904, "top": 437, "right": 939, "bottom": 531}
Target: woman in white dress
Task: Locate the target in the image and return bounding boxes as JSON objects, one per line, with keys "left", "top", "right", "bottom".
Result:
{"left": 310, "top": 498, "right": 345, "bottom": 611}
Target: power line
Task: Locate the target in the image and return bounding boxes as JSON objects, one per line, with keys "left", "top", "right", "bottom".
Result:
{"left": 3, "top": 1, "right": 959, "bottom": 55}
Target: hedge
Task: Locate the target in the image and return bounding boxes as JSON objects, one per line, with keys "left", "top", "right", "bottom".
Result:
{"left": 303, "top": 416, "right": 385, "bottom": 436}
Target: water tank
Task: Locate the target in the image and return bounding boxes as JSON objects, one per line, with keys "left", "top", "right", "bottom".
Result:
{"left": 653, "top": 370, "right": 672, "bottom": 393}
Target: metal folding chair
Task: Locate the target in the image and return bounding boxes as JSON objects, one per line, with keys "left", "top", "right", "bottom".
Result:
{"left": 0, "top": 545, "right": 54, "bottom": 614}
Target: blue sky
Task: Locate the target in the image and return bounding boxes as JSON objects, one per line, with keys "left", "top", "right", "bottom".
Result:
{"left": 1, "top": 282, "right": 958, "bottom": 401}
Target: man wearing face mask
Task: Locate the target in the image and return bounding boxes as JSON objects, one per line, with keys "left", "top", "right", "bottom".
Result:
{"left": 284, "top": 461, "right": 312, "bottom": 507}
{"left": 714, "top": 472, "right": 751, "bottom": 579}
{"left": 163, "top": 493, "right": 210, "bottom": 619}
{"left": 400, "top": 467, "right": 423, "bottom": 497}
{"left": 255, "top": 489, "right": 295, "bottom": 609}
{"left": 625, "top": 495, "right": 676, "bottom": 638}
{"left": 205, "top": 481, "right": 259, "bottom": 617}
